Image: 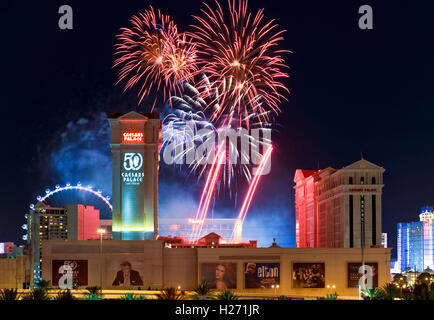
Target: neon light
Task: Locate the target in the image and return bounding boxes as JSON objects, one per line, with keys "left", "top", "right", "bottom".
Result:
{"left": 122, "top": 132, "right": 144, "bottom": 143}
{"left": 188, "top": 218, "right": 203, "bottom": 224}
{"left": 112, "top": 226, "right": 154, "bottom": 232}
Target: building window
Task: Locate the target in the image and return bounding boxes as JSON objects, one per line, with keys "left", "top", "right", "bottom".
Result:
{"left": 372, "top": 195, "right": 376, "bottom": 246}
{"left": 349, "top": 177, "right": 353, "bottom": 184}
{"left": 349, "top": 195, "right": 354, "bottom": 248}
{"left": 360, "top": 177, "right": 364, "bottom": 185}
{"left": 361, "top": 195, "right": 365, "bottom": 248}
{"left": 371, "top": 177, "right": 376, "bottom": 184}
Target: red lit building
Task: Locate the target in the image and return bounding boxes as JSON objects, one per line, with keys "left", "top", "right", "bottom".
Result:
{"left": 294, "top": 159, "right": 385, "bottom": 248}
{"left": 65, "top": 204, "right": 100, "bottom": 240}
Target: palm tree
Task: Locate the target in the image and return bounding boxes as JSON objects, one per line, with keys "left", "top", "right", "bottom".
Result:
{"left": 21, "top": 288, "right": 50, "bottom": 300}
{"left": 191, "top": 283, "right": 213, "bottom": 300}
{"left": 325, "top": 292, "right": 338, "bottom": 300}
{"left": 84, "top": 286, "right": 103, "bottom": 300}
{"left": 55, "top": 289, "right": 75, "bottom": 300}
{"left": 85, "top": 286, "right": 101, "bottom": 294}
{"left": 156, "top": 287, "right": 185, "bottom": 300}
{"left": 0, "top": 288, "right": 20, "bottom": 300}
{"left": 216, "top": 289, "right": 239, "bottom": 300}
{"left": 120, "top": 293, "right": 147, "bottom": 300}
{"left": 35, "top": 279, "right": 51, "bottom": 290}
{"left": 377, "top": 283, "right": 398, "bottom": 300}
{"left": 361, "top": 288, "right": 380, "bottom": 300}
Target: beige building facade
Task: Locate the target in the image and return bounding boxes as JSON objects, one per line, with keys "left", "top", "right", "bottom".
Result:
{"left": 0, "top": 255, "right": 31, "bottom": 289}
{"left": 294, "top": 159, "right": 385, "bottom": 248}
{"left": 42, "top": 240, "right": 391, "bottom": 298}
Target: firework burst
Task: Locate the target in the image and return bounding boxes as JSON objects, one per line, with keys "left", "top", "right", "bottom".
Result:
{"left": 114, "top": 6, "right": 197, "bottom": 110}
{"left": 162, "top": 75, "right": 273, "bottom": 191}
{"left": 190, "top": 0, "right": 289, "bottom": 128}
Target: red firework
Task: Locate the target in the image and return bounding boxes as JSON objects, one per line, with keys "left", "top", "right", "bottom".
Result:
{"left": 114, "top": 6, "right": 197, "bottom": 110}
{"left": 191, "top": 0, "right": 289, "bottom": 127}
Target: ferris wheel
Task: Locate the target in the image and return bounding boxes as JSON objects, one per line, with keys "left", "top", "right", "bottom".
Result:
{"left": 22, "top": 183, "right": 113, "bottom": 240}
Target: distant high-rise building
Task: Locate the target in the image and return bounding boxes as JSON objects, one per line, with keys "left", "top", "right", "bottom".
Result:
{"left": 28, "top": 202, "right": 101, "bottom": 282}
{"left": 294, "top": 159, "right": 385, "bottom": 248}
{"left": 397, "top": 207, "right": 434, "bottom": 272}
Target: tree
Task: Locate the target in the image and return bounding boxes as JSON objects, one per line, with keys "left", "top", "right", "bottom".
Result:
{"left": 216, "top": 289, "right": 239, "bottom": 300}
{"left": 325, "top": 292, "right": 338, "bottom": 300}
{"left": 156, "top": 287, "right": 185, "bottom": 300}
{"left": 0, "top": 288, "right": 20, "bottom": 300}
{"left": 55, "top": 289, "right": 75, "bottom": 300}
{"left": 361, "top": 288, "right": 380, "bottom": 300}
{"left": 35, "top": 279, "right": 51, "bottom": 290}
{"left": 191, "top": 283, "right": 213, "bottom": 300}
{"left": 120, "top": 293, "right": 146, "bottom": 300}
{"left": 84, "top": 286, "right": 103, "bottom": 300}
{"left": 393, "top": 274, "right": 408, "bottom": 286}
{"left": 21, "top": 288, "right": 50, "bottom": 300}
{"left": 416, "top": 273, "right": 434, "bottom": 286}
{"left": 377, "top": 283, "right": 398, "bottom": 300}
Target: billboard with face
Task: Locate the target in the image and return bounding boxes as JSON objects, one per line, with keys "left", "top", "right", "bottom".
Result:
{"left": 347, "top": 262, "right": 378, "bottom": 288}
{"left": 244, "top": 262, "right": 280, "bottom": 289}
{"left": 201, "top": 263, "right": 237, "bottom": 289}
{"left": 52, "top": 260, "right": 88, "bottom": 287}
{"left": 108, "top": 260, "right": 144, "bottom": 287}
{"left": 292, "top": 263, "right": 325, "bottom": 288}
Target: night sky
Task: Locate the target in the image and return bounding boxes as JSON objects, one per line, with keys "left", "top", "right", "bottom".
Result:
{"left": 1, "top": 1, "right": 434, "bottom": 256}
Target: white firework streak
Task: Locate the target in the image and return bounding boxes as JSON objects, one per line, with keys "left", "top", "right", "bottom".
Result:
{"left": 161, "top": 75, "right": 273, "bottom": 192}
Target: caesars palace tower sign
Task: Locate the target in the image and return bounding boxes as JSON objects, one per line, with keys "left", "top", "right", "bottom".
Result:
{"left": 108, "top": 111, "right": 161, "bottom": 241}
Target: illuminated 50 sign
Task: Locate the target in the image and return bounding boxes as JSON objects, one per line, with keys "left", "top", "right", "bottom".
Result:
{"left": 123, "top": 132, "right": 144, "bottom": 143}
{"left": 122, "top": 153, "right": 144, "bottom": 185}
{"left": 123, "top": 153, "right": 143, "bottom": 171}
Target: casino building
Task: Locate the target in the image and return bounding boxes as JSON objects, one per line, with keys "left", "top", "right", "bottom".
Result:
{"left": 42, "top": 240, "right": 390, "bottom": 298}
{"left": 32, "top": 112, "right": 392, "bottom": 298}
{"left": 294, "top": 159, "right": 385, "bottom": 248}
{"left": 27, "top": 202, "right": 101, "bottom": 282}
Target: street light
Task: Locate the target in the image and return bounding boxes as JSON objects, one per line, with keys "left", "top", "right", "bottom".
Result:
{"left": 97, "top": 228, "right": 106, "bottom": 294}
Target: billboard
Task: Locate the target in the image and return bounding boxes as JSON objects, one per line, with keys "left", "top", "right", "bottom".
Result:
{"left": 108, "top": 260, "right": 144, "bottom": 287}
{"left": 244, "top": 262, "right": 280, "bottom": 289}
{"left": 292, "top": 263, "right": 325, "bottom": 288}
{"left": 201, "top": 263, "right": 237, "bottom": 289}
{"left": 347, "top": 262, "right": 378, "bottom": 288}
{"left": 52, "top": 260, "right": 88, "bottom": 287}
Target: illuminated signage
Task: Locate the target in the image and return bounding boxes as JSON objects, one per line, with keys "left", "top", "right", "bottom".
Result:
{"left": 122, "top": 152, "right": 144, "bottom": 185}
{"left": 122, "top": 132, "right": 144, "bottom": 143}
{"left": 349, "top": 188, "right": 377, "bottom": 192}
